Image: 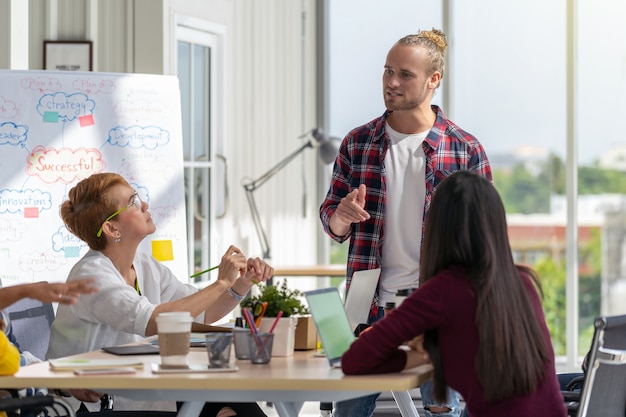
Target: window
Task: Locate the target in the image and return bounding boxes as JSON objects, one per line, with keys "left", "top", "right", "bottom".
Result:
{"left": 327, "top": 0, "right": 626, "bottom": 372}
{"left": 176, "top": 19, "right": 227, "bottom": 282}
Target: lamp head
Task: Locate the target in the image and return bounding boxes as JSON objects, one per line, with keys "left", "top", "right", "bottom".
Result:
{"left": 311, "top": 128, "right": 342, "bottom": 164}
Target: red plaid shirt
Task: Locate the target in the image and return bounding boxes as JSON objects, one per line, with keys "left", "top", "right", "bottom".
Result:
{"left": 320, "top": 106, "right": 492, "bottom": 319}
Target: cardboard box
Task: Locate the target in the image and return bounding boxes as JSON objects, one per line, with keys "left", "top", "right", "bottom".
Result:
{"left": 294, "top": 315, "right": 317, "bottom": 350}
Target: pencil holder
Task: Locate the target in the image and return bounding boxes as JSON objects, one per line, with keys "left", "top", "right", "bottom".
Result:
{"left": 232, "top": 328, "right": 251, "bottom": 360}
{"left": 248, "top": 332, "right": 274, "bottom": 364}
{"left": 205, "top": 332, "right": 232, "bottom": 367}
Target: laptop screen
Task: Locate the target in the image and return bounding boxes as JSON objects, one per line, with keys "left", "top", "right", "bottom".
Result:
{"left": 305, "top": 287, "right": 356, "bottom": 365}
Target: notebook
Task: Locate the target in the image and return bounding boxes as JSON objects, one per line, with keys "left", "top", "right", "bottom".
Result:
{"left": 343, "top": 268, "right": 380, "bottom": 331}
{"left": 305, "top": 287, "right": 357, "bottom": 368}
{"left": 149, "top": 333, "right": 212, "bottom": 348}
{"left": 49, "top": 357, "right": 144, "bottom": 371}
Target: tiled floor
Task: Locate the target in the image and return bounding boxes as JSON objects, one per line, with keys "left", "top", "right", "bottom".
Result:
{"left": 259, "top": 390, "right": 468, "bottom": 416}
{"left": 260, "top": 399, "right": 423, "bottom": 416}
{"left": 260, "top": 402, "right": 325, "bottom": 417}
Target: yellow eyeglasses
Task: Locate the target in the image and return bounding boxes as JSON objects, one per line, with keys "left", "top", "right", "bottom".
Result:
{"left": 96, "top": 192, "right": 142, "bottom": 237}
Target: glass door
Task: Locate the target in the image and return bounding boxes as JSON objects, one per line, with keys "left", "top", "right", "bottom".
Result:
{"left": 176, "top": 24, "right": 227, "bottom": 283}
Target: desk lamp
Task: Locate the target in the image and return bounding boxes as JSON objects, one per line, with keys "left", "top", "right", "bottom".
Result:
{"left": 242, "top": 128, "right": 341, "bottom": 261}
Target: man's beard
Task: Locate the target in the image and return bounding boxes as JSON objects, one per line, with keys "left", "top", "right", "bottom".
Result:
{"left": 384, "top": 97, "right": 421, "bottom": 111}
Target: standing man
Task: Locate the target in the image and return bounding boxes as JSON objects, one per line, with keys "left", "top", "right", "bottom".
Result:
{"left": 319, "top": 28, "right": 492, "bottom": 417}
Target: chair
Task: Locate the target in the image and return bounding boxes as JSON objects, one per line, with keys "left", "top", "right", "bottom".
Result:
{"left": 5, "top": 298, "right": 55, "bottom": 361}
{"left": 0, "top": 395, "right": 75, "bottom": 417}
{"left": 564, "top": 314, "right": 626, "bottom": 417}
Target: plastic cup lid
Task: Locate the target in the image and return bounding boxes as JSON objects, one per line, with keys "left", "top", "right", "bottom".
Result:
{"left": 156, "top": 311, "right": 192, "bottom": 322}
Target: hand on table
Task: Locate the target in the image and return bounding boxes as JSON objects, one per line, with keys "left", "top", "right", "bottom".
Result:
{"left": 404, "top": 334, "right": 430, "bottom": 368}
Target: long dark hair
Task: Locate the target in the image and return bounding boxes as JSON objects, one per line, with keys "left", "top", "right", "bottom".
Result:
{"left": 419, "top": 170, "right": 551, "bottom": 403}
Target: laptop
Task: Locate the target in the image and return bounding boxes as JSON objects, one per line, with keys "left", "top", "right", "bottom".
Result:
{"left": 305, "top": 287, "right": 357, "bottom": 368}
{"left": 343, "top": 268, "right": 380, "bottom": 331}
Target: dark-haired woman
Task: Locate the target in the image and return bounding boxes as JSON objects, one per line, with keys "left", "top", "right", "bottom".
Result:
{"left": 341, "top": 170, "right": 566, "bottom": 417}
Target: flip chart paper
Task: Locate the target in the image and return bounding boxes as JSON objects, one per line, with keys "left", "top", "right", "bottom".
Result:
{"left": 0, "top": 70, "right": 188, "bottom": 286}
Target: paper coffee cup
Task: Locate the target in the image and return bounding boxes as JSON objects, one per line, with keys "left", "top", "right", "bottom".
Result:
{"left": 156, "top": 312, "right": 193, "bottom": 367}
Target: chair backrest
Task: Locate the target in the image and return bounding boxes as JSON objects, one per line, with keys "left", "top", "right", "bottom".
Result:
{"left": 5, "top": 297, "right": 55, "bottom": 361}
{"left": 576, "top": 314, "right": 626, "bottom": 417}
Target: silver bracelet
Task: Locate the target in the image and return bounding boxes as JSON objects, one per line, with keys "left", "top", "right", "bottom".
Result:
{"left": 227, "top": 287, "right": 245, "bottom": 302}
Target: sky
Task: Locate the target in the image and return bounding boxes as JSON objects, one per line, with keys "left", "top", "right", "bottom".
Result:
{"left": 328, "top": 0, "right": 626, "bottom": 166}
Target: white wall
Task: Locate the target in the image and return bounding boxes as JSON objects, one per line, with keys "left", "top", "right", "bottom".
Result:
{"left": 3, "top": 0, "right": 322, "bottom": 274}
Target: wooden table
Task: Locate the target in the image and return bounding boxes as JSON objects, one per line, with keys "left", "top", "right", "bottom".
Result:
{"left": 273, "top": 265, "right": 346, "bottom": 277}
{"left": 0, "top": 348, "right": 431, "bottom": 417}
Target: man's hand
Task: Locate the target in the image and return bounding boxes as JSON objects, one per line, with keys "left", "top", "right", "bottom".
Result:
{"left": 330, "top": 184, "right": 370, "bottom": 236}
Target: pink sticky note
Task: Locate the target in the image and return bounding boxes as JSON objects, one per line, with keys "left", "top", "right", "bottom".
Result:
{"left": 79, "top": 114, "right": 95, "bottom": 127}
{"left": 24, "top": 207, "right": 39, "bottom": 218}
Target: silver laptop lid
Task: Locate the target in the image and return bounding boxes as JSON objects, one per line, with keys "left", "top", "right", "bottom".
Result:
{"left": 343, "top": 268, "right": 380, "bottom": 330}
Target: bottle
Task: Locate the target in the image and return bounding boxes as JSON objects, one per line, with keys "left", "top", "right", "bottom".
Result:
{"left": 320, "top": 402, "right": 333, "bottom": 417}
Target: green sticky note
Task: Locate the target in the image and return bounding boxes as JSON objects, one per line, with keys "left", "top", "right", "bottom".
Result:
{"left": 43, "top": 111, "right": 59, "bottom": 122}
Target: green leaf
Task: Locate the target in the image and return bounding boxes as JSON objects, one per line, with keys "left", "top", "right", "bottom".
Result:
{"left": 241, "top": 280, "right": 309, "bottom": 317}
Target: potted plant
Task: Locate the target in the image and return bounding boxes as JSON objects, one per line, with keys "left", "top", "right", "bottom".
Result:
{"left": 243, "top": 279, "right": 309, "bottom": 317}
{"left": 241, "top": 280, "right": 316, "bottom": 354}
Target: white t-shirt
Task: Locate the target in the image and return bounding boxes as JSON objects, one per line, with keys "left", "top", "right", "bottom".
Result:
{"left": 379, "top": 122, "right": 428, "bottom": 305}
{"left": 47, "top": 250, "right": 200, "bottom": 411}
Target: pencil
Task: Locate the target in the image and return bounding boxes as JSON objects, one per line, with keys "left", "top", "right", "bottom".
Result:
{"left": 268, "top": 311, "right": 283, "bottom": 334}
{"left": 189, "top": 264, "right": 219, "bottom": 278}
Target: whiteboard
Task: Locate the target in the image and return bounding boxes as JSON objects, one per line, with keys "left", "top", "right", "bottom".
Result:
{"left": 0, "top": 70, "right": 188, "bottom": 286}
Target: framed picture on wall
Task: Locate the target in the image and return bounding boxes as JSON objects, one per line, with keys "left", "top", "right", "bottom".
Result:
{"left": 43, "top": 40, "right": 93, "bottom": 71}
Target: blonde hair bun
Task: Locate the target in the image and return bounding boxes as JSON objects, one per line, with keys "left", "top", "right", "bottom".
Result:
{"left": 417, "top": 28, "right": 448, "bottom": 54}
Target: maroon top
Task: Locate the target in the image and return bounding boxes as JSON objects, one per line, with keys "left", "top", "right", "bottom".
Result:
{"left": 341, "top": 265, "right": 567, "bottom": 417}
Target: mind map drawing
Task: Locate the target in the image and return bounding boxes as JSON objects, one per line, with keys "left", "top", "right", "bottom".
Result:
{"left": 0, "top": 70, "right": 187, "bottom": 287}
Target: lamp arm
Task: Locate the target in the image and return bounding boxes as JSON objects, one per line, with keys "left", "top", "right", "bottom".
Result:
{"left": 243, "top": 140, "right": 313, "bottom": 192}
{"left": 242, "top": 140, "right": 314, "bottom": 260}
{"left": 244, "top": 187, "right": 271, "bottom": 260}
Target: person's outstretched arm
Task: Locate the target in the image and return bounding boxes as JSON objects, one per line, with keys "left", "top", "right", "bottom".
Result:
{"left": 0, "top": 279, "right": 98, "bottom": 310}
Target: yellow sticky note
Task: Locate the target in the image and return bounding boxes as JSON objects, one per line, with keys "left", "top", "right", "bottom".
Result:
{"left": 152, "top": 240, "right": 174, "bottom": 261}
